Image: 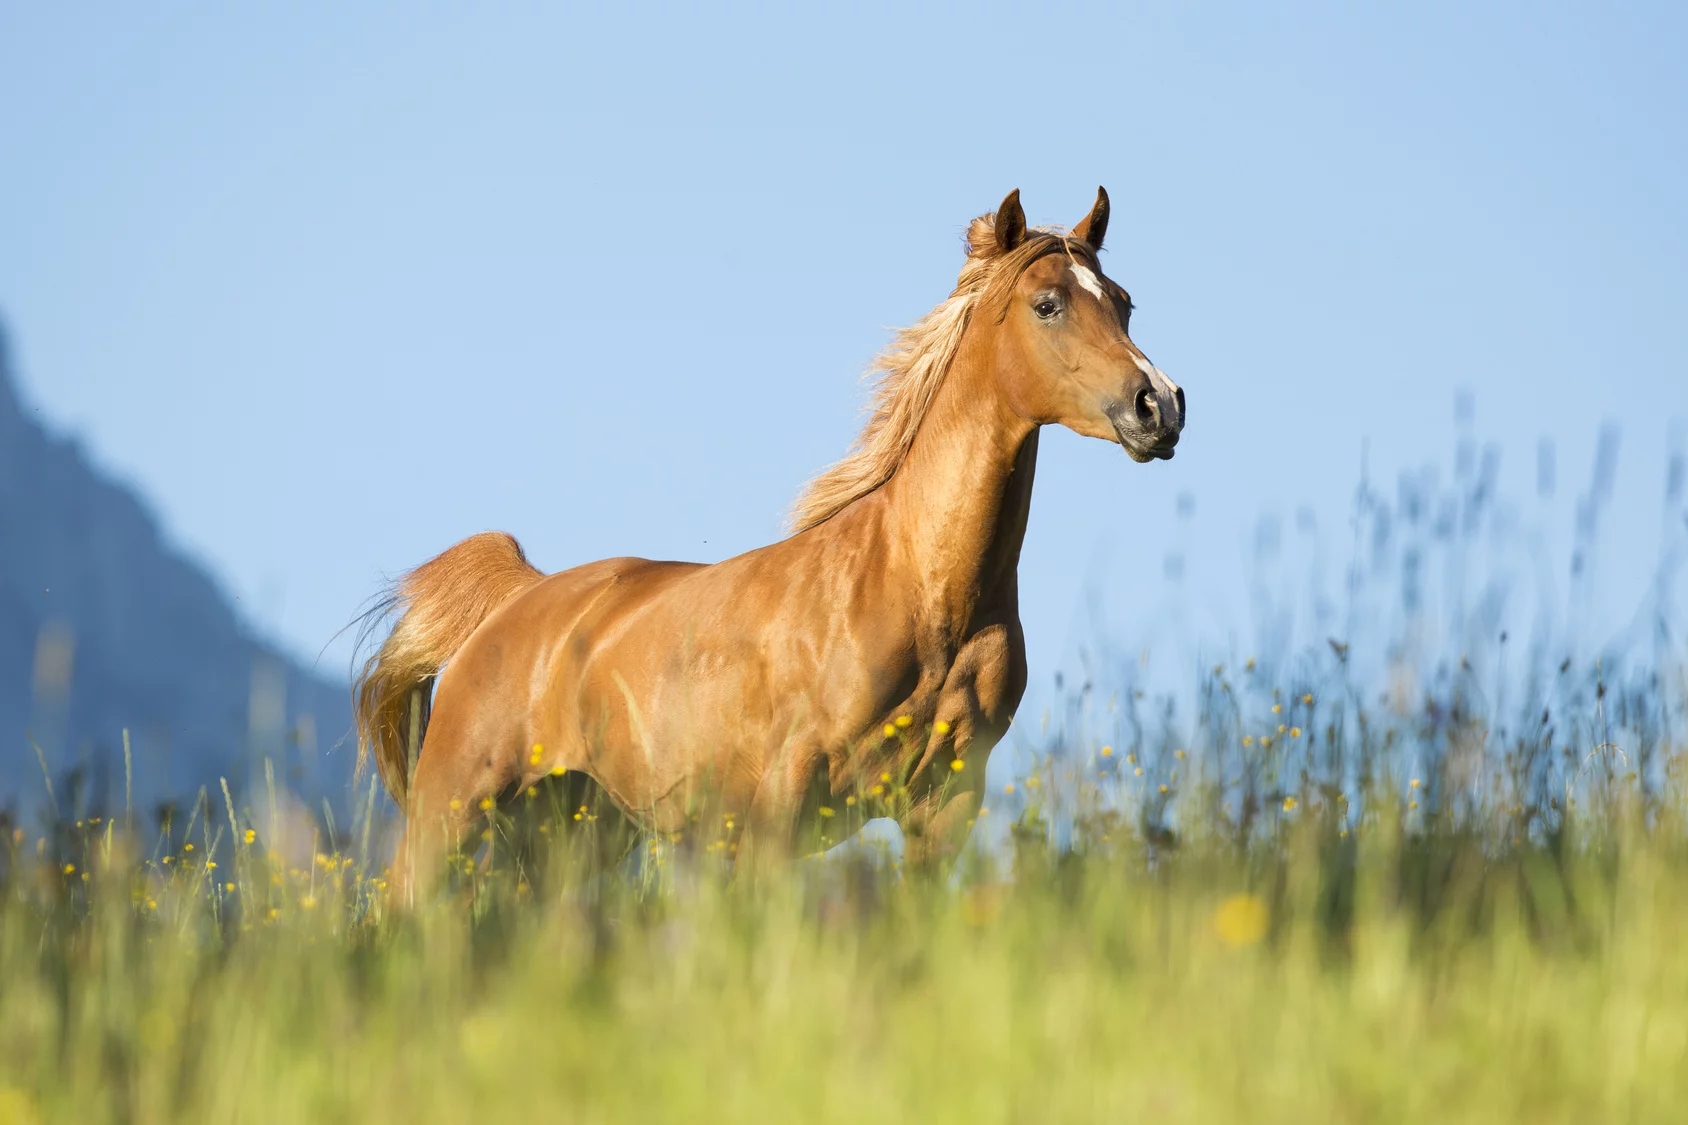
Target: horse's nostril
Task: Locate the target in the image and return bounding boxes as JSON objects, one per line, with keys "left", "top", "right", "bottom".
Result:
{"left": 1134, "top": 388, "right": 1158, "bottom": 426}
{"left": 1174, "top": 386, "right": 1186, "bottom": 424}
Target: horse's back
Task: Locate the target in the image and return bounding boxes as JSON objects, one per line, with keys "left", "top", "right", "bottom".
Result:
{"left": 428, "top": 555, "right": 702, "bottom": 737}
{"left": 494, "top": 554, "right": 708, "bottom": 665}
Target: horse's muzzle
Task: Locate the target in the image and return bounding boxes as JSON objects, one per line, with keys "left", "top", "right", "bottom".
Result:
{"left": 1107, "top": 387, "right": 1184, "bottom": 463}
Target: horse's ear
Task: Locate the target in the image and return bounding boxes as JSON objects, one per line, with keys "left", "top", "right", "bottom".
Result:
{"left": 1073, "top": 186, "right": 1110, "bottom": 251}
{"left": 994, "top": 189, "right": 1027, "bottom": 254}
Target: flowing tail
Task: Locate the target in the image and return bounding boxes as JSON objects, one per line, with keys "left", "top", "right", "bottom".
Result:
{"left": 353, "top": 532, "right": 544, "bottom": 805}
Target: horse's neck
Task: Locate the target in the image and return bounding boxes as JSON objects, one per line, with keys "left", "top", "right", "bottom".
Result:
{"left": 879, "top": 340, "right": 1037, "bottom": 632}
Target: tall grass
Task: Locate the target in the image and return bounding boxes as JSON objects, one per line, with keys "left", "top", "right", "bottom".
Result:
{"left": 2, "top": 432, "right": 1686, "bottom": 1123}
{"left": 4, "top": 720, "right": 1687, "bottom": 1123}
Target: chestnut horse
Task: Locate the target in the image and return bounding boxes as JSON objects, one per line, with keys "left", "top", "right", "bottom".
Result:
{"left": 355, "top": 188, "right": 1185, "bottom": 900}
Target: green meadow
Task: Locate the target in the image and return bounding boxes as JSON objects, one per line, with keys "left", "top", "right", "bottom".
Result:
{"left": 3, "top": 643, "right": 1686, "bottom": 1124}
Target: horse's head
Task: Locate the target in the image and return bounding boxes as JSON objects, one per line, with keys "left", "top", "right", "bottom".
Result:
{"left": 970, "top": 187, "right": 1185, "bottom": 463}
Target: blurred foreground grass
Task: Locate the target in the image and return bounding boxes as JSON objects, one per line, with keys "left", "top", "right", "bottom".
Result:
{"left": 4, "top": 679, "right": 1688, "bottom": 1125}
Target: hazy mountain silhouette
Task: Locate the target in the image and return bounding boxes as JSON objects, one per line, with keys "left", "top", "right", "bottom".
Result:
{"left": 0, "top": 319, "right": 352, "bottom": 820}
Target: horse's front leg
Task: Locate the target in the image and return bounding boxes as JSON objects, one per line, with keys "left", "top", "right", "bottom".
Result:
{"left": 900, "top": 621, "right": 1023, "bottom": 874}
{"left": 898, "top": 766, "right": 987, "bottom": 874}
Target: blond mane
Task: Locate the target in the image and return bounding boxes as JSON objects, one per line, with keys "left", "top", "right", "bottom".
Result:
{"left": 787, "top": 215, "right": 1089, "bottom": 533}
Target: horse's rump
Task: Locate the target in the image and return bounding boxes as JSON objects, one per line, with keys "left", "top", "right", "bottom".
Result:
{"left": 354, "top": 531, "right": 544, "bottom": 803}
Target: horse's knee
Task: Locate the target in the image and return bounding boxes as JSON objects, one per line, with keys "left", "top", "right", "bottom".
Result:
{"left": 900, "top": 784, "right": 983, "bottom": 872}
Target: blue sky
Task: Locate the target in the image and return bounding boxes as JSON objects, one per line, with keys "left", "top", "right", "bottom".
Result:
{"left": 2, "top": 3, "right": 1684, "bottom": 708}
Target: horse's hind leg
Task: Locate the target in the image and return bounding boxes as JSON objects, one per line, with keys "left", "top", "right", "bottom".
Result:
{"left": 733, "top": 748, "right": 831, "bottom": 879}
{"left": 391, "top": 789, "right": 474, "bottom": 908}
{"left": 390, "top": 710, "right": 521, "bottom": 906}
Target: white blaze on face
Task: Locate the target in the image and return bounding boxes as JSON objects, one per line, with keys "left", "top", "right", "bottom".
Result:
{"left": 1132, "top": 351, "right": 1182, "bottom": 424}
{"left": 1069, "top": 263, "right": 1107, "bottom": 303}
{"left": 1068, "top": 261, "right": 1182, "bottom": 427}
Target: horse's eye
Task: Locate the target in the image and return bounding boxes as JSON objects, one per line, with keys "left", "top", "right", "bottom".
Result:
{"left": 1034, "top": 299, "right": 1059, "bottom": 319}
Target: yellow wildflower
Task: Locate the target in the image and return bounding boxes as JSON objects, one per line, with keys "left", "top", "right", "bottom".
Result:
{"left": 883, "top": 724, "right": 897, "bottom": 739}
{"left": 551, "top": 765, "right": 566, "bottom": 776}
{"left": 1282, "top": 797, "right": 1298, "bottom": 811}
{"left": 62, "top": 863, "right": 74, "bottom": 875}
{"left": 1213, "top": 894, "right": 1268, "bottom": 947}
{"left": 819, "top": 807, "right": 835, "bottom": 818}
{"left": 934, "top": 720, "right": 951, "bottom": 735}
{"left": 950, "top": 759, "right": 965, "bottom": 772}
{"left": 1242, "top": 736, "right": 1254, "bottom": 747}
{"left": 894, "top": 715, "right": 913, "bottom": 728}
{"left": 1302, "top": 694, "right": 1313, "bottom": 705}
{"left": 1101, "top": 746, "right": 1113, "bottom": 757}
{"left": 479, "top": 797, "right": 495, "bottom": 811}
{"left": 1290, "top": 727, "right": 1302, "bottom": 738}
{"left": 1272, "top": 703, "right": 1282, "bottom": 714}
{"left": 1003, "top": 783, "right": 1015, "bottom": 795}
{"left": 243, "top": 829, "right": 256, "bottom": 844}
{"left": 448, "top": 799, "right": 462, "bottom": 811}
